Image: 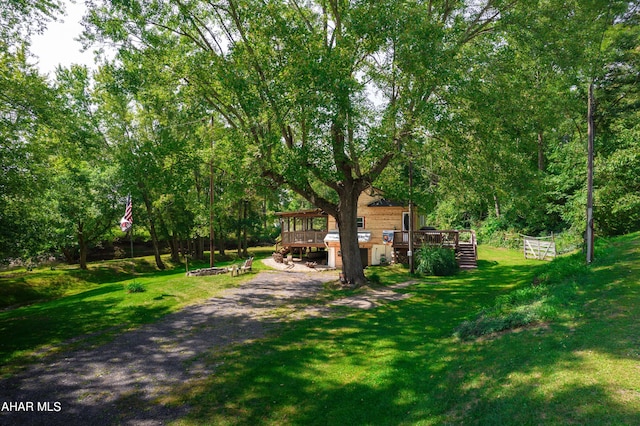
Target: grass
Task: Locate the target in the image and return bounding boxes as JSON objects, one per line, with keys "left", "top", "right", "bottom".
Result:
{"left": 165, "top": 238, "right": 640, "bottom": 425}
{"left": 2, "top": 236, "right": 640, "bottom": 424}
{"left": 0, "top": 248, "right": 273, "bottom": 376}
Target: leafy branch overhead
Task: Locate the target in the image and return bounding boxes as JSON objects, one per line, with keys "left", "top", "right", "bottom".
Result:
{"left": 86, "top": 0, "right": 508, "bottom": 203}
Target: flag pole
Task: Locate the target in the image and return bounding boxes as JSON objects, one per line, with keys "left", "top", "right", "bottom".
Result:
{"left": 121, "top": 195, "right": 134, "bottom": 271}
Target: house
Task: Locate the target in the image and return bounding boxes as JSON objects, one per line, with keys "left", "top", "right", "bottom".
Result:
{"left": 276, "top": 188, "right": 477, "bottom": 269}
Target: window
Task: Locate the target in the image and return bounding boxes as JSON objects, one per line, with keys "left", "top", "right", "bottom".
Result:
{"left": 357, "top": 217, "right": 365, "bottom": 229}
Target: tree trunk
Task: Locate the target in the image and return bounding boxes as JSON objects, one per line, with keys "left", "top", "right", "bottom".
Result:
{"left": 337, "top": 185, "right": 366, "bottom": 287}
{"left": 195, "top": 235, "right": 204, "bottom": 260}
{"left": 242, "top": 199, "right": 249, "bottom": 257}
{"left": 237, "top": 200, "right": 243, "bottom": 255}
{"left": 200, "top": 235, "right": 205, "bottom": 260}
{"left": 169, "top": 231, "right": 180, "bottom": 263}
{"left": 537, "top": 130, "right": 545, "bottom": 171}
{"left": 77, "top": 222, "right": 88, "bottom": 270}
{"left": 493, "top": 193, "right": 502, "bottom": 218}
{"left": 217, "top": 223, "right": 226, "bottom": 256}
{"left": 62, "top": 247, "right": 76, "bottom": 265}
{"left": 141, "top": 191, "right": 165, "bottom": 270}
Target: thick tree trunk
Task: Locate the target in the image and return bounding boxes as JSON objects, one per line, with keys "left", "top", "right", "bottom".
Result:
{"left": 217, "top": 222, "right": 226, "bottom": 256}
{"left": 190, "top": 236, "right": 201, "bottom": 260}
{"left": 62, "top": 247, "right": 76, "bottom": 264}
{"left": 337, "top": 185, "right": 366, "bottom": 287}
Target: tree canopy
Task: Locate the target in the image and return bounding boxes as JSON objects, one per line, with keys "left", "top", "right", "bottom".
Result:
{"left": 0, "top": 0, "right": 638, "bottom": 280}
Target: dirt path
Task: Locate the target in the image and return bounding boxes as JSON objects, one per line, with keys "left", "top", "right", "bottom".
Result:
{"left": 0, "top": 268, "right": 416, "bottom": 425}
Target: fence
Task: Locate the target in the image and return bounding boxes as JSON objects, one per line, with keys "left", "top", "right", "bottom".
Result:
{"left": 522, "top": 235, "right": 556, "bottom": 261}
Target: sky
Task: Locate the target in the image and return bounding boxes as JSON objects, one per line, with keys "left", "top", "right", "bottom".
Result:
{"left": 30, "top": 0, "right": 96, "bottom": 76}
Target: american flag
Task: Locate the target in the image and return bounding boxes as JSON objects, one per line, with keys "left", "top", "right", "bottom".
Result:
{"left": 120, "top": 196, "right": 133, "bottom": 233}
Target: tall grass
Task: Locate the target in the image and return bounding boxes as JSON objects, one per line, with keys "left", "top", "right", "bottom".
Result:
{"left": 455, "top": 240, "right": 599, "bottom": 339}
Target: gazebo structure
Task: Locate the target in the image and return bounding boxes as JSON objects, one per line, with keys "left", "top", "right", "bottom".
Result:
{"left": 276, "top": 209, "right": 329, "bottom": 260}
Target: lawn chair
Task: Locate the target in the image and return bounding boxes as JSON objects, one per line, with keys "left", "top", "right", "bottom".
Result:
{"left": 239, "top": 257, "right": 254, "bottom": 274}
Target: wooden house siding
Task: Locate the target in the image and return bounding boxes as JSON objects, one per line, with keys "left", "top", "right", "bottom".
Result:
{"left": 325, "top": 190, "right": 410, "bottom": 267}
{"left": 327, "top": 191, "right": 409, "bottom": 237}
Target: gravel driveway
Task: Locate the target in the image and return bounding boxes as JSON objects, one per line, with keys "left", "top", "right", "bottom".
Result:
{"left": 0, "top": 268, "right": 337, "bottom": 425}
{"left": 0, "top": 266, "right": 416, "bottom": 425}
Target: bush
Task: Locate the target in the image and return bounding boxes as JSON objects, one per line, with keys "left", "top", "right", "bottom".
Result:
{"left": 126, "top": 281, "right": 146, "bottom": 293}
{"left": 416, "top": 246, "right": 459, "bottom": 276}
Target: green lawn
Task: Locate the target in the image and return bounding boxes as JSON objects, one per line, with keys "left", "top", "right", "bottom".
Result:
{"left": 166, "top": 239, "right": 640, "bottom": 425}
{"left": 2, "top": 237, "right": 640, "bottom": 424}
{"left": 0, "top": 249, "right": 272, "bottom": 375}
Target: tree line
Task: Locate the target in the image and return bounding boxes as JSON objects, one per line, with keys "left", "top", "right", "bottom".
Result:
{"left": 1, "top": 1, "right": 638, "bottom": 285}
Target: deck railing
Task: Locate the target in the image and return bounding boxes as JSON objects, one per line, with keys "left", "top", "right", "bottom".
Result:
{"left": 392, "top": 230, "right": 460, "bottom": 249}
{"left": 281, "top": 230, "right": 328, "bottom": 245}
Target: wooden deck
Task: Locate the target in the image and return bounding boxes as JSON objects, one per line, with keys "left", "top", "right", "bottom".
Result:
{"left": 393, "top": 229, "right": 477, "bottom": 268}
{"left": 276, "top": 210, "right": 329, "bottom": 249}
{"left": 392, "top": 230, "right": 459, "bottom": 249}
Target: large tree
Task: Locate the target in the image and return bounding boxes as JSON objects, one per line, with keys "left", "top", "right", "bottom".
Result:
{"left": 86, "top": 0, "right": 514, "bottom": 285}
{"left": 0, "top": 46, "right": 58, "bottom": 260}
{"left": 46, "top": 65, "right": 119, "bottom": 269}
{"left": 594, "top": 7, "right": 640, "bottom": 235}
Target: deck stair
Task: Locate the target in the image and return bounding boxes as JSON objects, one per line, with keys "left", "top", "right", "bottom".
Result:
{"left": 457, "top": 242, "right": 477, "bottom": 269}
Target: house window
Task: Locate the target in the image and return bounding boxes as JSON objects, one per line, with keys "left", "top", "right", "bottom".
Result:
{"left": 357, "top": 217, "right": 365, "bottom": 229}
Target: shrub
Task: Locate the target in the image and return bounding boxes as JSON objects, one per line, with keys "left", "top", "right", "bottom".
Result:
{"left": 454, "top": 301, "right": 554, "bottom": 340}
{"left": 126, "top": 281, "right": 146, "bottom": 293}
{"left": 416, "top": 246, "right": 459, "bottom": 276}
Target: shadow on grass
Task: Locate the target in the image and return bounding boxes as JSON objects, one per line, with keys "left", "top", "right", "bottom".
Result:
{"left": 0, "top": 271, "right": 332, "bottom": 425}
{"left": 168, "top": 245, "right": 640, "bottom": 425}
{"left": 0, "top": 283, "right": 172, "bottom": 368}
{"left": 2, "top": 240, "right": 639, "bottom": 425}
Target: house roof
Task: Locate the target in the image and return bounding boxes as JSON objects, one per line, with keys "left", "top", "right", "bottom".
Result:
{"left": 275, "top": 209, "right": 327, "bottom": 217}
{"left": 367, "top": 198, "right": 405, "bottom": 207}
